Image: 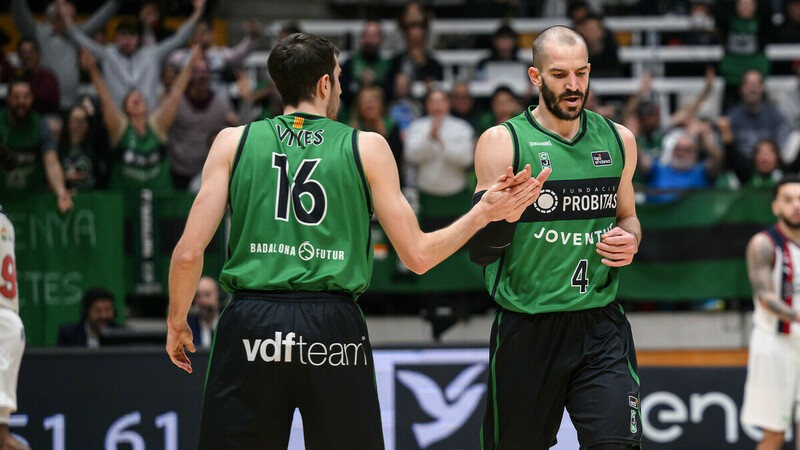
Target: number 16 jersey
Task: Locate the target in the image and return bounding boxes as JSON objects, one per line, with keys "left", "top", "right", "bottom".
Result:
{"left": 485, "top": 108, "right": 626, "bottom": 314}
{"left": 219, "top": 113, "right": 373, "bottom": 296}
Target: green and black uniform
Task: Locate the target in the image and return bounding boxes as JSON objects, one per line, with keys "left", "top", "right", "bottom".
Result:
{"left": 0, "top": 109, "right": 55, "bottom": 198}
{"left": 480, "top": 108, "right": 641, "bottom": 449}
{"left": 201, "top": 113, "right": 381, "bottom": 449}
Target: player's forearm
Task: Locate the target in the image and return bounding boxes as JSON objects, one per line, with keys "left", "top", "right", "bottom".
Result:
{"left": 761, "top": 294, "right": 800, "bottom": 323}
{"left": 167, "top": 245, "right": 204, "bottom": 328}
{"left": 411, "top": 204, "right": 490, "bottom": 274}
{"left": 616, "top": 215, "right": 641, "bottom": 249}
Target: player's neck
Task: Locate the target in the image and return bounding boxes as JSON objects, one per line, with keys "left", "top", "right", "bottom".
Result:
{"left": 778, "top": 221, "right": 800, "bottom": 244}
{"left": 284, "top": 100, "right": 327, "bottom": 118}
{"left": 532, "top": 105, "right": 582, "bottom": 141}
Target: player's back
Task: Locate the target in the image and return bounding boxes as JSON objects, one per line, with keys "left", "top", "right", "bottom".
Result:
{"left": 219, "top": 113, "right": 373, "bottom": 296}
{"left": 0, "top": 206, "right": 18, "bottom": 313}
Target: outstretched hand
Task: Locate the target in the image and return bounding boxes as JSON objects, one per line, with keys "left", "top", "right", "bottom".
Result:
{"left": 596, "top": 226, "right": 638, "bottom": 267}
{"left": 480, "top": 164, "right": 551, "bottom": 223}
{"left": 166, "top": 322, "right": 196, "bottom": 373}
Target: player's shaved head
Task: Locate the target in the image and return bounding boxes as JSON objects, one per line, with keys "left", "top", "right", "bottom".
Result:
{"left": 532, "top": 26, "right": 587, "bottom": 70}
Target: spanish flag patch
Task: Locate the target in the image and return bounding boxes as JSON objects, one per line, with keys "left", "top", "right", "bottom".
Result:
{"left": 292, "top": 116, "right": 304, "bottom": 129}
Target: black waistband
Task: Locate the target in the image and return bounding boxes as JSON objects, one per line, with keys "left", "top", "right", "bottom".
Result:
{"left": 232, "top": 290, "right": 355, "bottom": 302}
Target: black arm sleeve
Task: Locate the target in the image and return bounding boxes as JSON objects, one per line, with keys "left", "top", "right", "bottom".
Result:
{"left": 468, "top": 190, "right": 519, "bottom": 266}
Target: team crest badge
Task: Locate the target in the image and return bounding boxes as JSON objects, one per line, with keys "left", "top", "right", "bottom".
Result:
{"left": 0, "top": 227, "right": 6, "bottom": 241}
{"left": 538, "top": 152, "right": 551, "bottom": 170}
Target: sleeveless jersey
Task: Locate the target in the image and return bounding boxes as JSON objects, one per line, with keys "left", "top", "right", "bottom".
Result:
{"left": 0, "top": 109, "right": 45, "bottom": 196}
{"left": 752, "top": 225, "right": 800, "bottom": 336}
{"left": 219, "top": 113, "right": 374, "bottom": 296}
{"left": 485, "top": 108, "right": 625, "bottom": 314}
{"left": 0, "top": 206, "right": 18, "bottom": 313}
{"left": 108, "top": 122, "right": 171, "bottom": 190}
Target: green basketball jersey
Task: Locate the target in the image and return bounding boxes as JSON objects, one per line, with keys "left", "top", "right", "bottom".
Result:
{"left": 484, "top": 107, "right": 626, "bottom": 314}
{"left": 0, "top": 109, "right": 45, "bottom": 196}
{"left": 219, "top": 113, "right": 374, "bottom": 296}
{"left": 108, "top": 122, "right": 172, "bottom": 191}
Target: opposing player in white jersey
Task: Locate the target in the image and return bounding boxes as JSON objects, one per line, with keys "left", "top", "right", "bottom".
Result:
{"left": 0, "top": 204, "right": 27, "bottom": 450}
{"left": 743, "top": 174, "right": 800, "bottom": 450}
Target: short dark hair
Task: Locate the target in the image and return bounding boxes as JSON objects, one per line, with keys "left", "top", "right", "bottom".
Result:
{"left": 491, "top": 85, "right": 516, "bottom": 101}
{"left": 81, "top": 287, "right": 115, "bottom": 319}
{"left": 774, "top": 174, "right": 800, "bottom": 198}
{"left": 9, "top": 77, "right": 32, "bottom": 93}
{"left": 115, "top": 20, "right": 138, "bottom": 36}
{"left": 268, "top": 33, "right": 339, "bottom": 107}
{"left": 17, "top": 37, "right": 40, "bottom": 53}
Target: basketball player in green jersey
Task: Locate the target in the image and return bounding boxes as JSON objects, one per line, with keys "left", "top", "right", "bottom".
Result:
{"left": 165, "top": 33, "right": 546, "bottom": 449}
{"left": 470, "top": 26, "right": 642, "bottom": 449}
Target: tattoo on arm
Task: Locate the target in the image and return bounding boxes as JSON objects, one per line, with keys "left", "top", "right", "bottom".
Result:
{"left": 748, "top": 235, "right": 798, "bottom": 323}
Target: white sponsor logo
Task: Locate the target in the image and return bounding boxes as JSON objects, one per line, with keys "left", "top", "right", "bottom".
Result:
{"left": 534, "top": 189, "right": 558, "bottom": 214}
{"left": 249, "top": 241, "right": 345, "bottom": 261}
{"left": 532, "top": 223, "right": 614, "bottom": 246}
{"left": 642, "top": 391, "right": 770, "bottom": 444}
{"left": 242, "top": 331, "right": 367, "bottom": 366}
{"left": 529, "top": 141, "right": 553, "bottom": 146}
{"left": 397, "top": 363, "right": 487, "bottom": 448}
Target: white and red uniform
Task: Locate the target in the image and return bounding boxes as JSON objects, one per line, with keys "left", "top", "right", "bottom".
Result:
{"left": 742, "top": 224, "right": 800, "bottom": 432}
{"left": 0, "top": 207, "right": 25, "bottom": 424}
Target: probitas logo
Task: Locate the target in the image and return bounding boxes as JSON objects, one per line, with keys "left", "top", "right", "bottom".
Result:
{"left": 242, "top": 331, "right": 367, "bottom": 366}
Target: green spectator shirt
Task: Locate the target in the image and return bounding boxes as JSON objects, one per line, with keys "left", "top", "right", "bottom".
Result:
{"left": 0, "top": 109, "right": 51, "bottom": 196}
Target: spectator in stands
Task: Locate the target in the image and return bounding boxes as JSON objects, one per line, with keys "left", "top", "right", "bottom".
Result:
{"left": 725, "top": 70, "right": 790, "bottom": 164}
{"left": 65, "top": 0, "right": 205, "bottom": 109}
{"left": 771, "top": 0, "right": 800, "bottom": 43}
{"left": 16, "top": 38, "right": 59, "bottom": 116}
{"left": 12, "top": 0, "right": 120, "bottom": 111}
{"left": 59, "top": 103, "right": 106, "bottom": 191}
{"left": 624, "top": 68, "right": 717, "bottom": 160}
{"left": 350, "top": 86, "right": 403, "bottom": 167}
{"left": 187, "top": 276, "right": 221, "bottom": 349}
{"left": 450, "top": 82, "right": 484, "bottom": 132}
{"left": 719, "top": 116, "right": 798, "bottom": 187}
{"left": 234, "top": 70, "right": 282, "bottom": 122}
{"left": 81, "top": 46, "right": 200, "bottom": 191}
{"left": 575, "top": 13, "right": 624, "bottom": 78}
{"left": 386, "top": 9, "right": 443, "bottom": 98}
{"left": 478, "top": 86, "right": 521, "bottom": 133}
{"left": 57, "top": 286, "right": 118, "bottom": 348}
{"left": 405, "top": 89, "right": 475, "bottom": 217}
{"left": 387, "top": 72, "right": 423, "bottom": 139}
{"left": 340, "top": 20, "right": 391, "bottom": 110}
{"left": 139, "top": 2, "right": 174, "bottom": 46}
{"left": 638, "top": 121, "right": 724, "bottom": 202}
{"left": 168, "top": 56, "right": 238, "bottom": 191}
{"left": 475, "top": 24, "right": 526, "bottom": 85}
{"left": 776, "top": 61, "right": 800, "bottom": 133}
{"left": 168, "top": 18, "right": 261, "bottom": 93}
{"left": 0, "top": 79, "right": 73, "bottom": 213}
{"left": 718, "top": 0, "right": 771, "bottom": 107}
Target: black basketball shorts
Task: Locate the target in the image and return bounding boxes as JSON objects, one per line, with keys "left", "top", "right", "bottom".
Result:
{"left": 480, "top": 301, "right": 642, "bottom": 450}
{"left": 199, "top": 290, "right": 384, "bottom": 449}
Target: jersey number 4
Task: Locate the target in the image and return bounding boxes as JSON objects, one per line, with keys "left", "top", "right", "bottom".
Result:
{"left": 272, "top": 154, "right": 328, "bottom": 226}
{"left": 571, "top": 259, "right": 589, "bottom": 294}
{"left": 0, "top": 255, "right": 15, "bottom": 299}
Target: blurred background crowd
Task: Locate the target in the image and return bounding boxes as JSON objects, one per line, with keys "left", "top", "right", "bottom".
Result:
{"left": 1, "top": 0, "right": 799, "bottom": 346}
